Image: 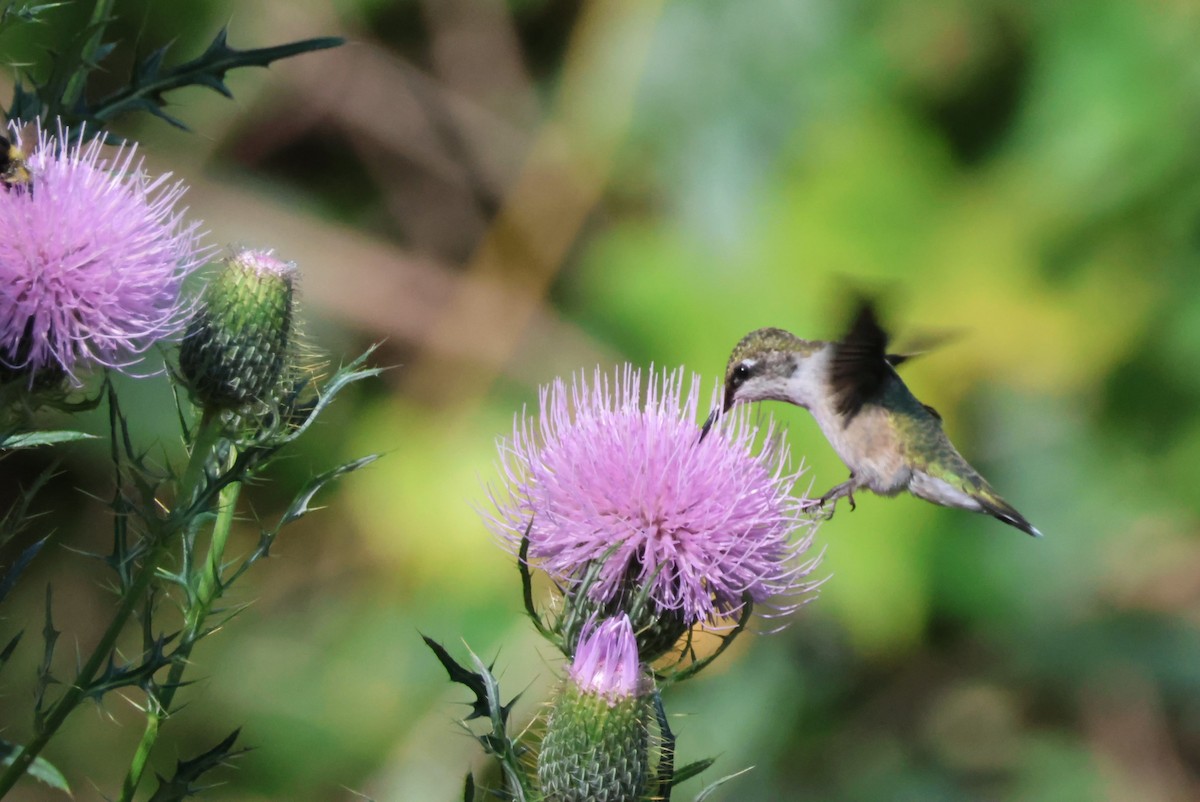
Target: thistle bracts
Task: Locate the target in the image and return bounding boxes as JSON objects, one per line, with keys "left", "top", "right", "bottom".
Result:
{"left": 179, "top": 249, "right": 297, "bottom": 413}
{"left": 539, "top": 615, "right": 653, "bottom": 802}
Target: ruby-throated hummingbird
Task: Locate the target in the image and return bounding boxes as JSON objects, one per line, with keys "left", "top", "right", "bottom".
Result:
{"left": 702, "top": 300, "right": 1042, "bottom": 537}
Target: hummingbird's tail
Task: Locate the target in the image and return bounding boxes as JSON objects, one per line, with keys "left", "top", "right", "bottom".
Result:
{"left": 977, "top": 493, "right": 1042, "bottom": 538}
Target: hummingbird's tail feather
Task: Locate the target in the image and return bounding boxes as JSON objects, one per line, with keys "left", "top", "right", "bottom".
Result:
{"left": 978, "top": 494, "right": 1042, "bottom": 538}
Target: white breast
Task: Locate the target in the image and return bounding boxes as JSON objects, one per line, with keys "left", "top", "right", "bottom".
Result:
{"left": 792, "top": 348, "right": 912, "bottom": 495}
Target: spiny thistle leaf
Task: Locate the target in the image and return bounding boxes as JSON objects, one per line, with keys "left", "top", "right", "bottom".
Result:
{"left": 0, "top": 430, "right": 95, "bottom": 449}
{"left": 423, "top": 637, "right": 533, "bottom": 800}
{"left": 422, "top": 636, "right": 494, "bottom": 723}
{"left": 672, "top": 759, "right": 717, "bottom": 787}
{"left": 693, "top": 766, "right": 754, "bottom": 801}
{"left": 279, "top": 455, "right": 380, "bottom": 528}
{"left": 0, "top": 2, "right": 67, "bottom": 27}
{"left": 649, "top": 689, "right": 678, "bottom": 800}
{"left": 6, "top": 19, "right": 341, "bottom": 138}
{"left": 90, "top": 29, "right": 344, "bottom": 130}
{"left": 222, "top": 346, "right": 383, "bottom": 489}
{"left": 146, "top": 728, "right": 248, "bottom": 802}
{"left": 0, "top": 537, "right": 47, "bottom": 605}
{"left": 274, "top": 347, "right": 385, "bottom": 447}
{"left": 226, "top": 453, "right": 380, "bottom": 586}
{"left": 461, "top": 773, "right": 475, "bottom": 802}
{"left": 12, "top": 17, "right": 110, "bottom": 126}
{"left": 0, "top": 631, "right": 22, "bottom": 673}
{"left": 0, "top": 739, "right": 70, "bottom": 794}
{"left": 33, "top": 585, "right": 59, "bottom": 732}
{"left": 86, "top": 633, "right": 176, "bottom": 700}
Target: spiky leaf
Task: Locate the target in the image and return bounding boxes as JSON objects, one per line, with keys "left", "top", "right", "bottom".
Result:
{"left": 672, "top": 758, "right": 717, "bottom": 786}
{"left": 146, "top": 728, "right": 248, "bottom": 802}
{"left": 280, "top": 455, "right": 380, "bottom": 528}
{"left": 90, "top": 29, "right": 343, "bottom": 130}
{"left": 0, "top": 631, "right": 22, "bottom": 673}
{"left": 0, "top": 537, "right": 47, "bottom": 605}
{"left": 0, "top": 739, "right": 70, "bottom": 794}
{"left": 0, "top": 430, "right": 94, "bottom": 450}
{"left": 422, "top": 636, "right": 495, "bottom": 723}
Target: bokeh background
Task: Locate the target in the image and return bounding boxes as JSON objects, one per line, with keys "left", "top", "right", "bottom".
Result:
{"left": 3, "top": 0, "right": 1200, "bottom": 799}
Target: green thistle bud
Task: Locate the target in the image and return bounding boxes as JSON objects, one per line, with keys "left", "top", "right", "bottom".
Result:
{"left": 179, "top": 249, "right": 297, "bottom": 412}
{"left": 540, "top": 615, "right": 652, "bottom": 802}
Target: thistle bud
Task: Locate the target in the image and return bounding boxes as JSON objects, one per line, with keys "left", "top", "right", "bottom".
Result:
{"left": 539, "top": 615, "right": 652, "bottom": 802}
{"left": 179, "top": 249, "right": 297, "bottom": 412}
{"left": 566, "top": 588, "right": 688, "bottom": 664}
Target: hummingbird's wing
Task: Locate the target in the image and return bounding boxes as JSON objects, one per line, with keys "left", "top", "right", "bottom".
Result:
{"left": 885, "top": 328, "right": 963, "bottom": 369}
{"left": 830, "top": 300, "right": 893, "bottom": 421}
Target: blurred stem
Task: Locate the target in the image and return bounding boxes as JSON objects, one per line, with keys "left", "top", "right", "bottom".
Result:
{"left": 62, "top": 0, "right": 116, "bottom": 111}
{"left": 0, "top": 410, "right": 224, "bottom": 798}
{"left": 119, "top": 476, "right": 242, "bottom": 802}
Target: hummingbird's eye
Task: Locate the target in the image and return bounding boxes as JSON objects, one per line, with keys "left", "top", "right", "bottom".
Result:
{"left": 730, "top": 362, "right": 751, "bottom": 388}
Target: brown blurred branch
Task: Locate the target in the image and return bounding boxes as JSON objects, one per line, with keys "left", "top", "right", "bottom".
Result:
{"left": 400, "top": 0, "right": 666, "bottom": 407}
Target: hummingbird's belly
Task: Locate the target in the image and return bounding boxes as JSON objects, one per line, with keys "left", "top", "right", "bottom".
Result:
{"left": 820, "top": 406, "right": 912, "bottom": 495}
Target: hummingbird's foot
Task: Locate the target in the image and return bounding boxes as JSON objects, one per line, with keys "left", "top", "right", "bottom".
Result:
{"left": 815, "top": 498, "right": 838, "bottom": 520}
{"left": 817, "top": 476, "right": 858, "bottom": 516}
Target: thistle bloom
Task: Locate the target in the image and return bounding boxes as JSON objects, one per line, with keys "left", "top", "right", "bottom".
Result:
{"left": 539, "top": 614, "right": 652, "bottom": 802}
{"left": 0, "top": 123, "right": 205, "bottom": 381}
{"left": 487, "top": 365, "right": 821, "bottom": 631}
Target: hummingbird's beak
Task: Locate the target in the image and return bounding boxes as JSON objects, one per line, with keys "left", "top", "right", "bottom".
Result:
{"left": 700, "top": 384, "right": 738, "bottom": 443}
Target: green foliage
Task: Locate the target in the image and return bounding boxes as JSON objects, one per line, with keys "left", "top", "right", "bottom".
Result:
{"left": 2, "top": 0, "right": 1199, "bottom": 799}
{"left": 3, "top": 1, "right": 342, "bottom": 137}
{"left": 423, "top": 636, "right": 533, "bottom": 801}
{"left": 0, "top": 1, "right": 63, "bottom": 29}
{"left": 0, "top": 430, "right": 94, "bottom": 449}
{"left": 0, "top": 740, "right": 69, "bottom": 794}
{"left": 86, "top": 28, "right": 343, "bottom": 131}
{"left": 146, "top": 729, "right": 248, "bottom": 802}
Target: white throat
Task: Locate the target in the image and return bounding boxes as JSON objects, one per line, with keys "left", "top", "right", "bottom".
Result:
{"left": 783, "top": 344, "right": 834, "bottom": 413}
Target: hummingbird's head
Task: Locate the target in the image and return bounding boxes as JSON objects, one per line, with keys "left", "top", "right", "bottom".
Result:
{"left": 698, "top": 327, "right": 824, "bottom": 441}
{"left": 721, "top": 327, "right": 824, "bottom": 413}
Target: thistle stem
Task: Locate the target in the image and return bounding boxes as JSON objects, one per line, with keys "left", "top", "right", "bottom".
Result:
{"left": 0, "top": 411, "right": 224, "bottom": 798}
{"left": 119, "top": 477, "right": 242, "bottom": 802}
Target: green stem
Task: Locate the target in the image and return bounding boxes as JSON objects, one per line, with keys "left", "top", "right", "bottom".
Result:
{"left": 118, "top": 478, "right": 242, "bottom": 802}
{"left": 0, "top": 411, "right": 224, "bottom": 798}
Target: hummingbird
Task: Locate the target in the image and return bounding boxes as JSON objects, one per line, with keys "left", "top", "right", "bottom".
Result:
{"left": 703, "top": 299, "right": 1042, "bottom": 537}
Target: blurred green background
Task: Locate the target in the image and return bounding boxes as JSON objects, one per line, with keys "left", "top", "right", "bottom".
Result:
{"left": 3, "top": 0, "right": 1200, "bottom": 799}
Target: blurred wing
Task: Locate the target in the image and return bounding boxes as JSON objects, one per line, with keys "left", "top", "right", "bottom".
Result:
{"left": 886, "top": 327, "right": 963, "bottom": 369}
{"left": 830, "top": 300, "right": 893, "bottom": 420}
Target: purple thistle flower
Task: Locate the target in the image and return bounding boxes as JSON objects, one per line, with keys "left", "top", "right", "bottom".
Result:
{"left": 487, "top": 365, "right": 822, "bottom": 629}
{"left": 569, "top": 615, "right": 644, "bottom": 705}
{"left": 0, "top": 123, "right": 206, "bottom": 381}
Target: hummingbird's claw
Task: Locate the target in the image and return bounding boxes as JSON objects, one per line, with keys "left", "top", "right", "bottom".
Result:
{"left": 817, "top": 476, "right": 858, "bottom": 517}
